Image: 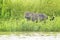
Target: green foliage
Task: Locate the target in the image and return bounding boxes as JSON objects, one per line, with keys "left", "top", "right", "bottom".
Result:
{"left": 0, "top": 0, "right": 60, "bottom": 17}
{"left": 0, "top": 17, "right": 60, "bottom": 32}
{"left": 0, "top": 0, "right": 60, "bottom": 32}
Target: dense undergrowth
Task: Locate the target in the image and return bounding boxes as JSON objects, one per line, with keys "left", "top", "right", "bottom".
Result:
{"left": 0, "top": 0, "right": 60, "bottom": 32}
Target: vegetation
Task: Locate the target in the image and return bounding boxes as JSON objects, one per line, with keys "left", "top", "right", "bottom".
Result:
{"left": 0, "top": 0, "right": 60, "bottom": 32}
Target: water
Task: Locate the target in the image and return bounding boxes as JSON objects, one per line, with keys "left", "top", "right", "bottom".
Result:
{"left": 0, "top": 32, "right": 60, "bottom": 40}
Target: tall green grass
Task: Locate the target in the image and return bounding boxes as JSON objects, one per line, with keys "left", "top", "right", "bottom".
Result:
{"left": 0, "top": 0, "right": 60, "bottom": 32}
{"left": 1, "top": 0, "right": 60, "bottom": 17}
{"left": 0, "top": 17, "right": 60, "bottom": 32}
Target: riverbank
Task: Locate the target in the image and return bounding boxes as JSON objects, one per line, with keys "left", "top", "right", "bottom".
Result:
{"left": 0, "top": 32, "right": 60, "bottom": 40}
